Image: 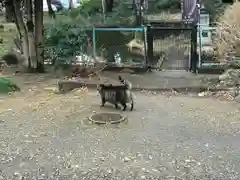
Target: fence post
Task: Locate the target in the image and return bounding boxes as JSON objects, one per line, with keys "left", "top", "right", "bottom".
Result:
{"left": 143, "top": 26, "right": 148, "bottom": 68}
{"left": 146, "top": 25, "right": 153, "bottom": 68}
{"left": 190, "top": 25, "right": 197, "bottom": 73}
{"left": 198, "top": 25, "right": 202, "bottom": 68}
{"left": 92, "top": 27, "right": 96, "bottom": 58}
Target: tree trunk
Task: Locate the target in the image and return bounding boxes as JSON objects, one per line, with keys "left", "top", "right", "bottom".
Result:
{"left": 25, "top": 0, "right": 37, "bottom": 71}
{"left": 106, "top": 0, "right": 114, "bottom": 12}
{"left": 68, "top": 0, "right": 73, "bottom": 10}
{"left": 46, "top": 0, "right": 56, "bottom": 18}
{"left": 34, "top": 0, "right": 44, "bottom": 72}
{"left": 5, "top": 0, "right": 14, "bottom": 22}
{"left": 13, "top": 0, "right": 29, "bottom": 69}
{"left": 102, "top": 0, "right": 106, "bottom": 20}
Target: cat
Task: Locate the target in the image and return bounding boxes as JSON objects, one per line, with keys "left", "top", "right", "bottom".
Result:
{"left": 97, "top": 76, "right": 134, "bottom": 111}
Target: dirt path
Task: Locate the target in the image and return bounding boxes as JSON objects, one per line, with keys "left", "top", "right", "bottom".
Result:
{"left": 0, "top": 88, "right": 239, "bottom": 180}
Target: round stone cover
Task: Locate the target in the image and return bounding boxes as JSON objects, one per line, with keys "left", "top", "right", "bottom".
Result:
{"left": 89, "top": 112, "right": 127, "bottom": 124}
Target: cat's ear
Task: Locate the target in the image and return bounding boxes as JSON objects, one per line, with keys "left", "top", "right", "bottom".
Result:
{"left": 118, "top": 76, "right": 124, "bottom": 82}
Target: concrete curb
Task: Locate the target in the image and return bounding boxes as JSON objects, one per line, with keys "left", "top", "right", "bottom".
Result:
{"left": 88, "top": 84, "right": 233, "bottom": 93}
{"left": 81, "top": 83, "right": 240, "bottom": 103}
{"left": 57, "top": 80, "right": 233, "bottom": 94}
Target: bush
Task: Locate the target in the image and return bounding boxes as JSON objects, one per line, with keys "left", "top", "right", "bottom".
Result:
{"left": 43, "top": 0, "right": 136, "bottom": 69}
{"left": 66, "top": 0, "right": 102, "bottom": 20}
{"left": 156, "top": 0, "right": 180, "bottom": 10}
{"left": 44, "top": 20, "right": 89, "bottom": 68}
{"left": 201, "top": 0, "right": 225, "bottom": 23}
{"left": 0, "top": 77, "right": 20, "bottom": 93}
{"left": 67, "top": 0, "right": 134, "bottom": 26}
{"left": 214, "top": 1, "right": 240, "bottom": 62}
{"left": 147, "top": 0, "right": 180, "bottom": 14}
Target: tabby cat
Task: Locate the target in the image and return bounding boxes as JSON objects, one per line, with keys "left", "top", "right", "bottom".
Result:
{"left": 97, "top": 76, "right": 134, "bottom": 111}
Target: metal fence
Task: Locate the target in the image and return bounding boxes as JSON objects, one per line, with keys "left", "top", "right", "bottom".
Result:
{"left": 153, "top": 29, "right": 192, "bottom": 70}
{"left": 146, "top": 22, "right": 197, "bottom": 72}
{"left": 197, "top": 26, "right": 220, "bottom": 68}
{"left": 53, "top": 24, "right": 200, "bottom": 71}
{"left": 92, "top": 27, "right": 147, "bottom": 68}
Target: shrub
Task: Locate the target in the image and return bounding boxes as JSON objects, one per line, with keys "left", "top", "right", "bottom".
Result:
{"left": 0, "top": 77, "right": 20, "bottom": 93}
{"left": 156, "top": 0, "right": 180, "bottom": 10}
{"left": 214, "top": 1, "right": 240, "bottom": 62}
{"left": 44, "top": 20, "right": 89, "bottom": 68}
{"left": 43, "top": 0, "right": 135, "bottom": 69}
{"left": 201, "top": 0, "right": 225, "bottom": 22}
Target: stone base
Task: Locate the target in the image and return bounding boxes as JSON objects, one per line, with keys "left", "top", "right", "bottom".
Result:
{"left": 89, "top": 112, "right": 127, "bottom": 124}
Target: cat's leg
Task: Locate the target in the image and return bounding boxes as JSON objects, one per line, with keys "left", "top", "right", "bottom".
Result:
{"left": 101, "top": 97, "right": 106, "bottom": 107}
{"left": 121, "top": 103, "right": 127, "bottom": 111}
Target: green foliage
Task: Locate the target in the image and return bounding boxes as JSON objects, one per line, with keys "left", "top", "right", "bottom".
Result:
{"left": 0, "top": 77, "right": 20, "bottom": 93}
{"left": 148, "top": 0, "right": 180, "bottom": 13}
{"left": 202, "top": 0, "right": 229, "bottom": 22}
{"left": 43, "top": 0, "right": 182, "bottom": 68}
{"left": 0, "top": 18, "right": 16, "bottom": 58}
{"left": 67, "top": 0, "right": 102, "bottom": 19}
{"left": 202, "top": 0, "right": 218, "bottom": 22}
{"left": 80, "top": 0, "right": 102, "bottom": 15}
{"left": 104, "top": 1, "right": 134, "bottom": 26}
{"left": 44, "top": 20, "right": 88, "bottom": 67}
{"left": 156, "top": 0, "right": 180, "bottom": 10}
{"left": 44, "top": 0, "right": 103, "bottom": 68}
{"left": 66, "top": 0, "right": 134, "bottom": 26}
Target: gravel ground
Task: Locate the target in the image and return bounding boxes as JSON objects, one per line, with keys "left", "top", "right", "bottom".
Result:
{"left": 0, "top": 89, "right": 240, "bottom": 180}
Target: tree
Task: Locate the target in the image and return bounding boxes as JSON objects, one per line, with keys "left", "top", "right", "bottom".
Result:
{"left": 12, "top": 0, "right": 29, "bottom": 68}
{"left": 4, "top": 0, "right": 15, "bottom": 22}
{"left": 4, "top": 0, "right": 52, "bottom": 72}
{"left": 106, "top": 0, "right": 114, "bottom": 12}
{"left": 46, "top": 0, "right": 56, "bottom": 18}
{"left": 68, "top": 0, "right": 73, "bottom": 9}
{"left": 102, "top": 0, "right": 106, "bottom": 20}
{"left": 34, "top": 0, "right": 44, "bottom": 71}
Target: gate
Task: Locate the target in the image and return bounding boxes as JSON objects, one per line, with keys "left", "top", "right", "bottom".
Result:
{"left": 146, "top": 21, "right": 197, "bottom": 72}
